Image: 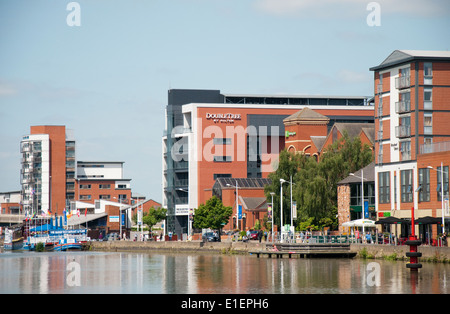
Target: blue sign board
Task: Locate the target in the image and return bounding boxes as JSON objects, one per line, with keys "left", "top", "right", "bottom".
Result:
{"left": 364, "top": 200, "right": 369, "bottom": 218}
{"left": 238, "top": 205, "right": 242, "bottom": 219}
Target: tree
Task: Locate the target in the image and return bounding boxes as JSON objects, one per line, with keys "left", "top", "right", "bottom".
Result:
{"left": 142, "top": 207, "right": 167, "bottom": 235}
{"left": 294, "top": 131, "right": 373, "bottom": 228}
{"left": 193, "top": 196, "right": 233, "bottom": 241}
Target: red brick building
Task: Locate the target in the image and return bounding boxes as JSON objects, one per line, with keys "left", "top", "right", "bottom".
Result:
{"left": 370, "top": 50, "right": 450, "bottom": 239}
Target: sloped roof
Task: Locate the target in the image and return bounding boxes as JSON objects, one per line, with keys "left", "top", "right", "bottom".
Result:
{"left": 338, "top": 162, "right": 375, "bottom": 185}
{"left": 333, "top": 123, "right": 375, "bottom": 141}
{"left": 310, "top": 136, "right": 327, "bottom": 152}
{"left": 216, "top": 177, "right": 271, "bottom": 189}
{"left": 239, "top": 196, "right": 268, "bottom": 212}
{"left": 283, "top": 107, "right": 330, "bottom": 124}
{"left": 370, "top": 50, "right": 450, "bottom": 71}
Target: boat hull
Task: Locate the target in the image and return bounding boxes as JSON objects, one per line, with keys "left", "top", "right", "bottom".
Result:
{"left": 54, "top": 243, "right": 82, "bottom": 251}
{"left": 4, "top": 238, "right": 24, "bottom": 250}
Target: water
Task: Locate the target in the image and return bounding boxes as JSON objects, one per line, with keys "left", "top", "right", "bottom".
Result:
{"left": 1, "top": 250, "right": 449, "bottom": 294}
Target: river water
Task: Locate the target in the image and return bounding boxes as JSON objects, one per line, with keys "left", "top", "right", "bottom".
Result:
{"left": 1, "top": 250, "right": 449, "bottom": 294}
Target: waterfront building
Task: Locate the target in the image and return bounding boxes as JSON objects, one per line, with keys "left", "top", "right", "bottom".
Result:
{"left": 20, "top": 125, "right": 75, "bottom": 216}
{"left": 163, "top": 89, "right": 374, "bottom": 236}
{"left": 0, "top": 191, "right": 21, "bottom": 215}
{"left": 370, "top": 50, "right": 450, "bottom": 236}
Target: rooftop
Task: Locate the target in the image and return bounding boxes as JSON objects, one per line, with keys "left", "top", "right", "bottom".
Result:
{"left": 370, "top": 49, "right": 450, "bottom": 71}
{"left": 215, "top": 177, "right": 272, "bottom": 189}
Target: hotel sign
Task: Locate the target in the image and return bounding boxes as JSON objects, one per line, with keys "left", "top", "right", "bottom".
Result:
{"left": 206, "top": 112, "right": 241, "bottom": 123}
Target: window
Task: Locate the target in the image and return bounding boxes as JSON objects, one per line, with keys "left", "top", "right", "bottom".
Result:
{"left": 400, "top": 141, "right": 411, "bottom": 161}
{"left": 418, "top": 168, "right": 430, "bottom": 202}
{"left": 424, "top": 88, "right": 432, "bottom": 110}
{"left": 401, "top": 169, "right": 413, "bottom": 203}
{"left": 213, "top": 138, "right": 231, "bottom": 145}
{"left": 80, "top": 195, "right": 91, "bottom": 200}
{"left": 378, "top": 172, "right": 390, "bottom": 204}
{"left": 99, "top": 195, "right": 110, "bottom": 200}
{"left": 214, "top": 156, "right": 232, "bottom": 162}
{"left": 437, "top": 166, "right": 449, "bottom": 201}
{"left": 213, "top": 173, "right": 232, "bottom": 180}
{"left": 424, "top": 62, "right": 433, "bottom": 85}
{"left": 424, "top": 113, "right": 432, "bottom": 135}
{"left": 80, "top": 184, "right": 91, "bottom": 189}
{"left": 99, "top": 184, "right": 111, "bottom": 189}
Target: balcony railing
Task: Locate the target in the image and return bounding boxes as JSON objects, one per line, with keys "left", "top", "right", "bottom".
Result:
{"left": 395, "top": 125, "right": 411, "bottom": 138}
{"left": 395, "top": 100, "right": 410, "bottom": 114}
{"left": 420, "top": 141, "right": 450, "bottom": 155}
{"left": 395, "top": 76, "right": 410, "bottom": 89}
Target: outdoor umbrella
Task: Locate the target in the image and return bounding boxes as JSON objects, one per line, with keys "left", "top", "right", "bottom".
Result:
{"left": 375, "top": 216, "right": 406, "bottom": 224}
{"left": 414, "top": 216, "right": 441, "bottom": 224}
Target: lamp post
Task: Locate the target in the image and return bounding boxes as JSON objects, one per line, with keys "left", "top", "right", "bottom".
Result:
{"left": 113, "top": 196, "right": 123, "bottom": 240}
{"left": 280, "top": 178, "right": 288, "bottom": 242}
{"left": 270, "top": 192, "right": 275, "bottom": 244}
{"left": 350, "top": 169, "right": 365, "bottom": 220}
{"left": 428, "top": 163, "right": 447, "bottom": 234}
{"left": 227, "top": 180, "right": 239, "bottom": 231}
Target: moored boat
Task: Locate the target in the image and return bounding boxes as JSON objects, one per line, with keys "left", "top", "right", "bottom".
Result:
{"left": 4, "top": 227, "right": 24, "bottom": 250}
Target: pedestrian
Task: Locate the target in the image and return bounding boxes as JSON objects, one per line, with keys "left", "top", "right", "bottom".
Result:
{"left": 258, "top": 230, "right": 263, "bottom": 243}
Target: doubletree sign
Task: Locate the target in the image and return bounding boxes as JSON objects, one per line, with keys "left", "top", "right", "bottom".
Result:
{"left": 285, "top": 131, "right": 296, "bottom": 138}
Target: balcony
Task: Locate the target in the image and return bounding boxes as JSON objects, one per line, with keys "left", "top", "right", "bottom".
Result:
{"left": 395, "top": 76, "right": 410, "bottom": 89}
{"left": 395, "top": 100, "right": 411, "bottom": 114}
{"left": 395, "top": 125, "right": 411, "bottom": 138}
{"left": 420, "top": 141, "right": 450, "bottom": 155}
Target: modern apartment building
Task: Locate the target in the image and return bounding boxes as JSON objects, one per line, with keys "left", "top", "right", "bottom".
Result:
{"left": 370, "top": 50, "right": 450, "bottom": 228}
{"left": 76, "top": 161, "right": 132, "bottom": 205}
{"left": 20, "top": 126, "right": 75, "bottom": 216}
{"left": 163, "top": 89, "right": 374, "bottom": 236}
{"left": 20, "top": 126, "right": 133, "bottom": 218}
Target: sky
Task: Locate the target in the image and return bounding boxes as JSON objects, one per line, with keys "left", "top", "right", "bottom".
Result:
{"left": 1, "top": 0, "right": 449, "bottom": 202}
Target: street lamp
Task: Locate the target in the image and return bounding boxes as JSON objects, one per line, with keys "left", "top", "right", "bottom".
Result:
{"left": 227, "top": 181, "right": 239, "bottom": 231}
{"left": 280, "top": 177, "right": 295, "bottom": 243}
{"left": 270, "top": 192, "right": 275, "bottom": 243}
{"left": 350, "top": 169, "right": 366, "bottom": 220}
{"left": 280, "top": 178, "right": 288, "bottom": 242}
{"left": 113, "top": 196, "right": 123, "bottom": 240}
{"left": 428, "top": 163, "right": 448, "bottom": 234}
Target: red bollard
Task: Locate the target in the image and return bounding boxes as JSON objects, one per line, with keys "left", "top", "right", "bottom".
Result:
{"left": 406, "top": 207, "right": 422, "bottom": 271}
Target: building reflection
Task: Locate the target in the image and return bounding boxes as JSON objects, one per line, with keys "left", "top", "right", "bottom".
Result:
{"left": 1, "top": 252, "right": 450, "bottom": 294}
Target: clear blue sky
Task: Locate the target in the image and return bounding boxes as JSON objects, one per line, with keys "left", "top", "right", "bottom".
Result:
{"left": 1, "top": 0, "right": 449, "bottom": 202}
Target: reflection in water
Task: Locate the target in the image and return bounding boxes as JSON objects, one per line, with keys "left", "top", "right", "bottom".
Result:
{"left": 1, "top": 251, "right": 449, "bottom": 294}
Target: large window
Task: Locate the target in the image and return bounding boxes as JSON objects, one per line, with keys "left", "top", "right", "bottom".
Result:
{"left": 424, "top": 88, "right": 432, "bottom": 110}
{"left": 378, "top": 172, "right": 390, "bottom": 204}
{"left": 401, "top": 169, "right": 413, "bottom": 203}
{"left": 424, "top": 113, "right": 433, "bottom": 135}
{"left": 437, "top": 166, "right": 449, "bottom": 201}
{"left": 418, "top": 168, "right": 430, "bottom": 202}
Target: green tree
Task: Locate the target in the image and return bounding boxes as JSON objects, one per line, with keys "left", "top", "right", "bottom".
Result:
{"left": 142, "top": 207, "right": 167, "bottom": 234}
{"left": 294, "top": 131, "right": 373, "bottom": 227}
{"left": 193, "top": 196, "right": 233, "bottom": 241}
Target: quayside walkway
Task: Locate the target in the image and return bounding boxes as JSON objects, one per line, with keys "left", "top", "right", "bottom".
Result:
{"left": 249, "top": 243, "right": 356, "bottom": 259}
